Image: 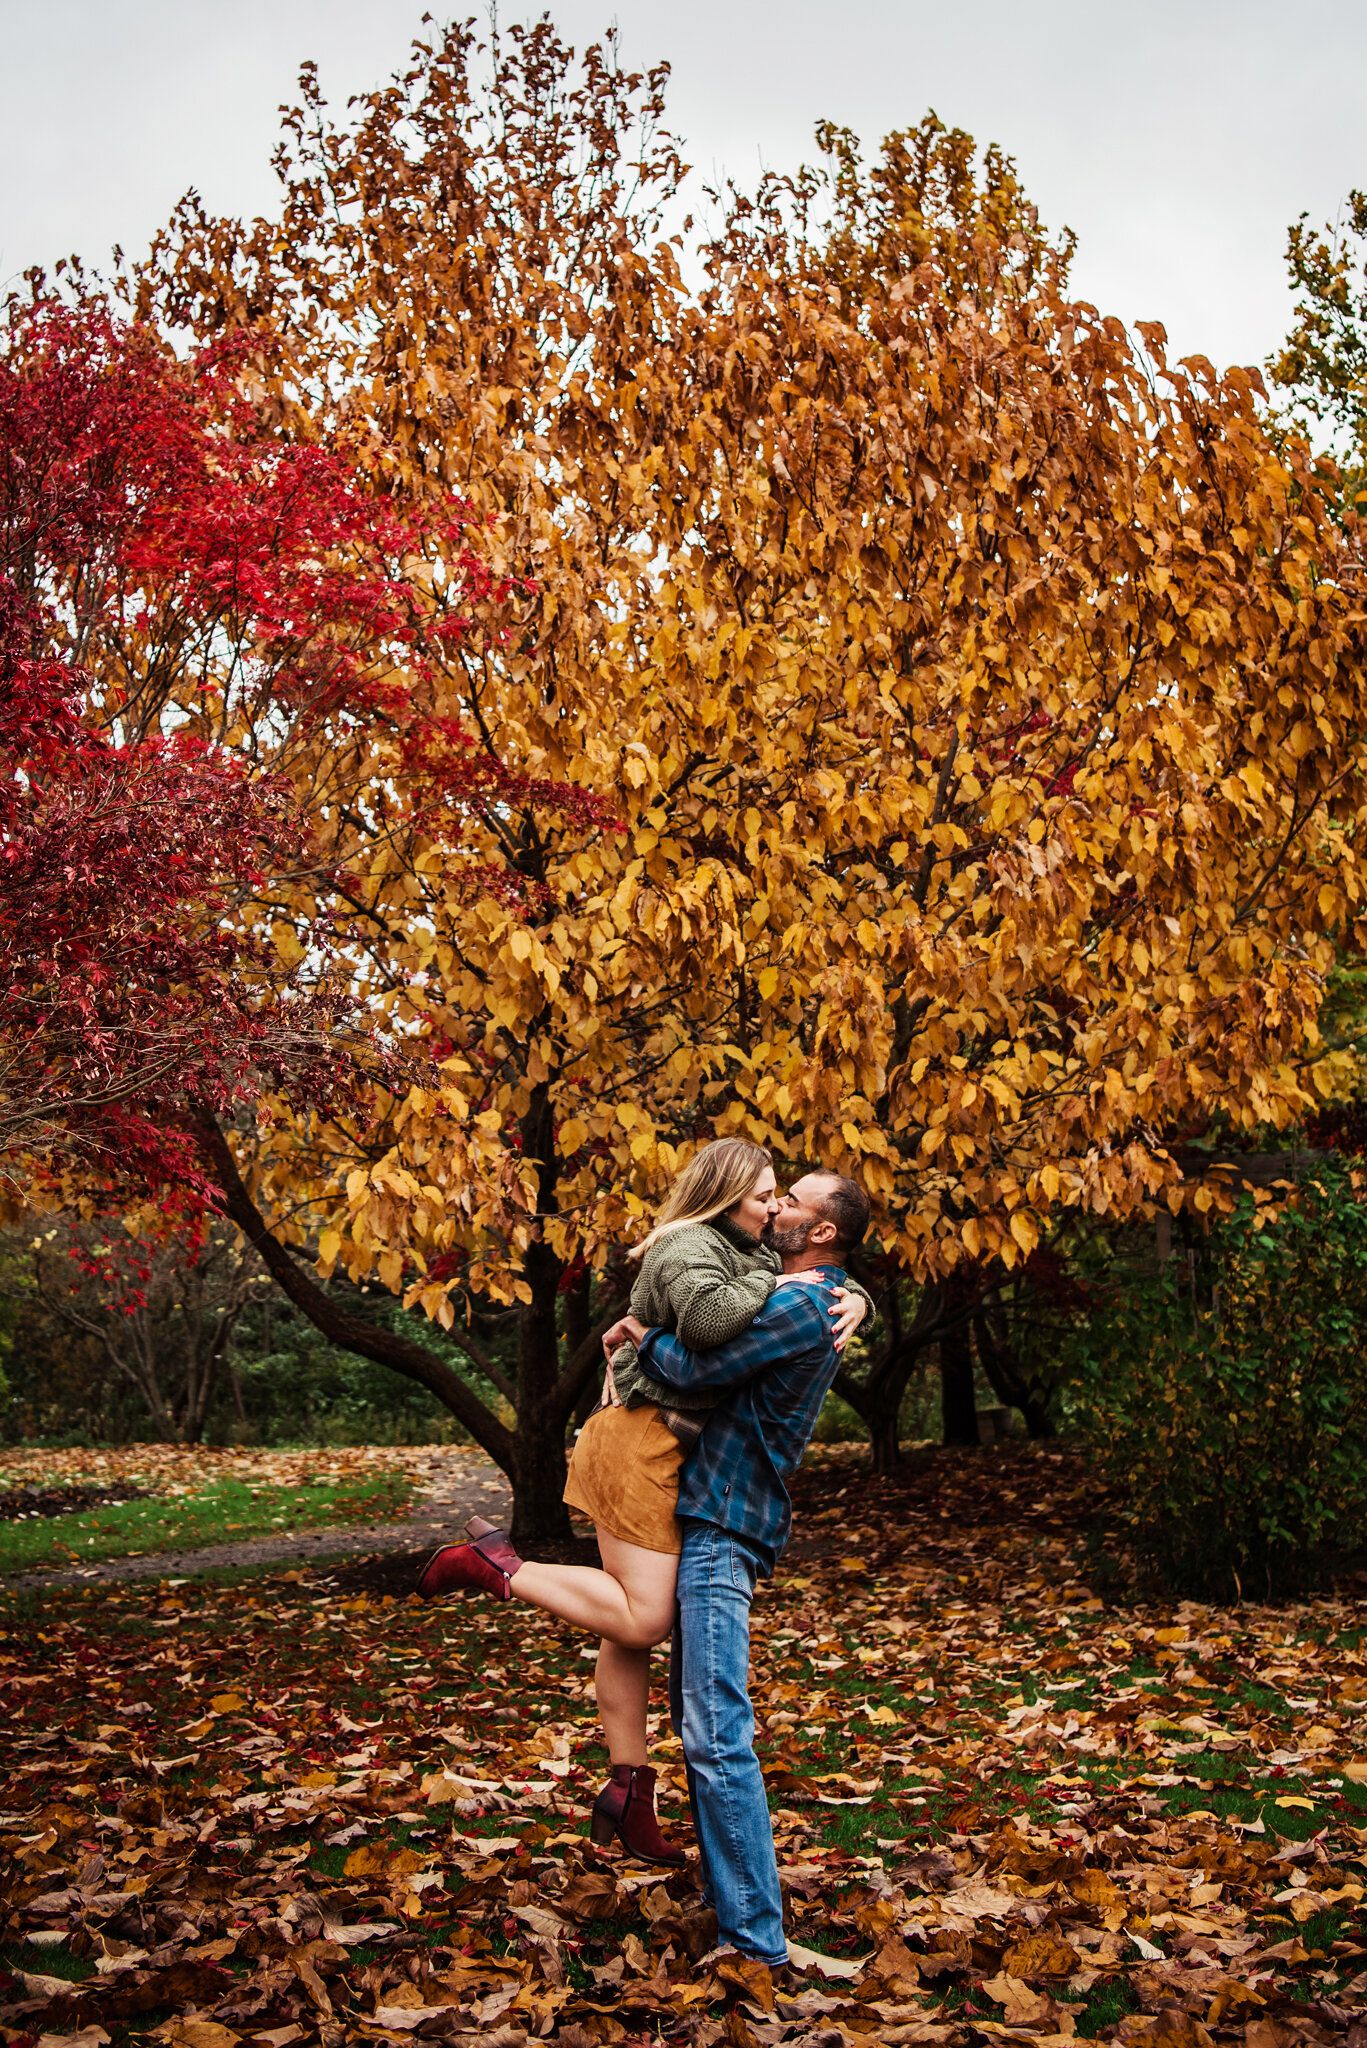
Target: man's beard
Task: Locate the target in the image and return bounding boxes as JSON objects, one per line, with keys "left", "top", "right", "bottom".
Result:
{"left": 762, "top": 1216, "right": 814, "bottom": 1257}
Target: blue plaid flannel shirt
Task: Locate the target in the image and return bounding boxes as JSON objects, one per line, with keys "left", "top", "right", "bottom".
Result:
{"left": 636, "top": 1267, "right": 847, "bottom": 1575}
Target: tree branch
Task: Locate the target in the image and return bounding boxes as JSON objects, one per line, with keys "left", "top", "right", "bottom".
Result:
{"left": 191, "top": 1114, "right": 515, "bottom": 1472}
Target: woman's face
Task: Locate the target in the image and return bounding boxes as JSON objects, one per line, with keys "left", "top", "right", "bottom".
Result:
{"left": 728, "top": 1165, "right": 780, "bottom": 1239}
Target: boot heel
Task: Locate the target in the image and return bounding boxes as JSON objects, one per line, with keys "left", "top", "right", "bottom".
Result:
{"left": 588, "top": 1767, "right": 686, "bottom": 1866}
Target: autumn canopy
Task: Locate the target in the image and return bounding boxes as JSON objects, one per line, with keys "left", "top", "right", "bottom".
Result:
{"left": 6, "top": 22, "right": 1367, "bottom": 1530}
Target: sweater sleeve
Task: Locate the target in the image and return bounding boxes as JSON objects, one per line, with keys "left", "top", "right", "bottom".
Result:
{"left": 846, "top": 1274, "right": 878, "bottom": 1334}
{"left": 611, "top": 1225, "right": 777, "bottom": 1412}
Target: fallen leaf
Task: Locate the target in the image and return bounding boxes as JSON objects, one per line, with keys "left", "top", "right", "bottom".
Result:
{"left": 160, "top": 2025, "right": 241, "bottom": 2048}
{"left": 786, "top": 1939, "right": 864, "bottom": 1980}
{"left": 367, "top": 2005, "right": 464, "bottom": 2032}
{"left": 1002, "top": 1933, "right": 1082, "bottom": 1981}
{"left": 1118, "top": 2016, "right": 1214, "bottom": 2048}
{"left": 343, "top": 1841, "right": 425, "bottom": 1878}
{"left": 982, "top": 1970, "right": 1057, "bottom": 2027}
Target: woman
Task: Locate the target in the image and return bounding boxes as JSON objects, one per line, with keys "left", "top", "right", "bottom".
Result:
{"left": 416, "top": 1140, "right": 871, "bottom": 1863}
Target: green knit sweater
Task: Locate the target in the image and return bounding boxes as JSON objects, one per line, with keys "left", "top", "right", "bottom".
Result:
{"left": 610, "top": 1214, "right": 874, "bottom": 1413}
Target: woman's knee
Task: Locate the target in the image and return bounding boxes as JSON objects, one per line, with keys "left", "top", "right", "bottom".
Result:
{"left": 606, "top": 1588, "right": 675, "bottom": 1649}
{"left": 616, "top": 1611, "right": 673, "bottom": 1651}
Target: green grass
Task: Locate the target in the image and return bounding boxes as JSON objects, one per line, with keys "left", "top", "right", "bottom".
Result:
{"left": 309, "top": 1843, "right": 354, "bottom": 1879}
{"left": 0, "top": 1472, "right": 412, "bottom": 1572}
{"left": 1074, "top": 1977, "right": 1141, "bottom": 2038}
{"left": 0, "top": 1938, "right": 95, "bottom": 1983}
{"left": 1296, "top": 1907, "right": 1350, "bottom": 1955}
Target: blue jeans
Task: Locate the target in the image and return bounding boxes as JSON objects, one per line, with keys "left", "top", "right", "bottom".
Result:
{"left": 669, "top": 1518, "right": 786, "bottom": 1966}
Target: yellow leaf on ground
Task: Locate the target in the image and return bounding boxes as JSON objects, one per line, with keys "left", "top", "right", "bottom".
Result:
{"left": 1001, "top": 1933, "right": 1082, "bottom": 1979}
{"left": 982, "top": 1972, "right": 1056, "bottom": 2027}
{"left": 785, "top": 1939, "right": 862, "bottom": 1980}
{"left": 344, "top": 1842, "right": 425, "bottom": 1878}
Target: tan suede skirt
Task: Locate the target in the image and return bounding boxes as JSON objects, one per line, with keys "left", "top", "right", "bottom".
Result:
{"left": 563, "top": 1404, "right": 684, "bottom": 1555}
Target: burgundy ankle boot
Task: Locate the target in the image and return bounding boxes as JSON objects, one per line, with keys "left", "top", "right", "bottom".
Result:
{"left": 415, "top": 1521, "right": 523, "bottom": 1600}
{"left": 590, "top": 1764, "right": 687, "bottom": 1867}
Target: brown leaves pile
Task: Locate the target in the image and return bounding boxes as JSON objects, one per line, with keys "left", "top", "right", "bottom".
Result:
{"left": 0, "top": 1446, "right": 437, "bottom": 1502}
{"left": 1, "top": 1445, "right": 1365, "bottom": 2048}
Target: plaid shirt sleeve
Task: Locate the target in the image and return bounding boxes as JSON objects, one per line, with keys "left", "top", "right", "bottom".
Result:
{"left": 637, "top": 1286, "right": 828, "bottom": 1393}
{"left": 639, "top": 1277, "right": 844, "bottom": 1570}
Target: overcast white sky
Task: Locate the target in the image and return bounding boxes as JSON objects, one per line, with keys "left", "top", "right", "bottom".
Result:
{"left": 2, "top": 0, "right": 1364, "bottom": 375}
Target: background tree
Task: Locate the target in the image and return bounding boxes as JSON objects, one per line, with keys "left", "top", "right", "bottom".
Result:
{"left": 1275, "top": 188, "right": 1367, "bottom": 502}
{"left": 128, "top": 24, "right": 1367, "bottom": 1535}
{"left": 0, "top": 305, "right": 361, "bottom": 1191}
{"left": 29, "top": 1214, "right": 265, "bottom": 1446}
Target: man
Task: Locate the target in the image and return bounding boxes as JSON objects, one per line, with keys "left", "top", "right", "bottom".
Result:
{"left": 610, "top": 1168, "right": 872, "bottom": 1974}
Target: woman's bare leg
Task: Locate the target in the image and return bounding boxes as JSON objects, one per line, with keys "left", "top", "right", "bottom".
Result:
{"left": 508, "top": 1530, "right": 678, "bottom": 1651}
{"left": 511, "top": 1530, "right": 684, "bottom": 1861}
{"left": 594, "top": 1640, "right": 652, "bottom": 1764}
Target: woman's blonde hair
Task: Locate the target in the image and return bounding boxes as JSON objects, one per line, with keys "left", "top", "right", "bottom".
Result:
{"left": 629, "top": 1138, "right": 772, "bottom": 1259}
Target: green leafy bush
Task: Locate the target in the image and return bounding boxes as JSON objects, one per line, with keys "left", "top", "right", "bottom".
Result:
{"left": 1061, "top": 1161, "right": 1367, "bottom": 1597}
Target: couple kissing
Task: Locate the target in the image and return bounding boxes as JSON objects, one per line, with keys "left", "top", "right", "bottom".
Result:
{"left": 418, "top": 1138, "right": 874, "bottom": 1974}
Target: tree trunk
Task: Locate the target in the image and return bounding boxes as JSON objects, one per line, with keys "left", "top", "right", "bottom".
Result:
{"left": 939, "top": 1326, "right": 979, "bottom": 1446}
{"left": 866, "top": 1398, "right": 904, "bottom": 1474}
{"left": 509, "top": 1239, "right": 574, "bottom": 1550}
{"left": 838, "top": 1346, "right": 921, "bottom": 1473}
{"left": 564, "top": 1267, "right": 602, "bottom": 1427}
{"left": 101, "top": 1310, "right": 178, "bottom": 1443}
{"left": 973, "top": 1309, "right": 1056, "bottom": 1439}
{"left": 194, "top": 1115, "right": 623, "bottom": 1544}
{"left": 197, "top": 1115, "right": 515, "bottom": 1468}
{"left": 183, "top": 1306, "right": 240, "bottom": 1445}
{"left": 227, "top": 1358, "right": 250, "bottom": 1432}
{"left": 832, "top": 1277, "right": 940, "bottom": 1471}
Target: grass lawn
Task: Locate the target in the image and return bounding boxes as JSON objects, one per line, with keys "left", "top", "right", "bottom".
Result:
{"left": 0, "top": 1469, "right": 412, "bottom": 1572}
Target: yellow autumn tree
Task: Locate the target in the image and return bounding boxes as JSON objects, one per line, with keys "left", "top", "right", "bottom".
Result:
{"left": 137, "top": 23, "right": 1367, "bottom": 1534}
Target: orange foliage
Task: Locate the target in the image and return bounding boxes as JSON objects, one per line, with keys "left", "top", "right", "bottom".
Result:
{"left": 130, "top": 25, "right": 1367, "bottom": 1513}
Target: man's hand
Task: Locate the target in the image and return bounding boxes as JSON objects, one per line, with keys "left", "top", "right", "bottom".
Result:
{"left": 602, "top": 1312, "right": 649, "bottom": 1359}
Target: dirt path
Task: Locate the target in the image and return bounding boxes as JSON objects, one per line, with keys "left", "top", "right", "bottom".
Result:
{"left": 3, "top": 1450, "right": 513, "bottom": 1591}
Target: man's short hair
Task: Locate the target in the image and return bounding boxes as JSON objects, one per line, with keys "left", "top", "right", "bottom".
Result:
{"left": 812, "top": 1171, "right": 870, "bottom": 1254}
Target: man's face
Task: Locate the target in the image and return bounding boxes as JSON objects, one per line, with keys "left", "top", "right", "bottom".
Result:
{"left": 761, "top": 1172, "right": 838, "bottom": 1258}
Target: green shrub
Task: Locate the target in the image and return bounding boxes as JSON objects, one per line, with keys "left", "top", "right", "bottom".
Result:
{"left": 810, "top": 1391, "right": 867, "bottom": 1444}
{"left": 1061, "top": 1160, "right": 1367, "bottom": 1598}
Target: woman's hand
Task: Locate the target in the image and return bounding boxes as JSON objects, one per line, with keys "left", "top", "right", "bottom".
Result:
{"left": 773, "top": 1275, "right": 867, "bottom": 1351}
{"left": 602, "top": 1358, "right": 622, "bottom": 1407}
{"left": 829, "top": 1285, "right": 867, "bottom": 1352}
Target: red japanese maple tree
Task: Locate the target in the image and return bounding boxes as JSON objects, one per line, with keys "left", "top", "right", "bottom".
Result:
{"left": 0, "top": 300, "right": 505, "bottom": 1193}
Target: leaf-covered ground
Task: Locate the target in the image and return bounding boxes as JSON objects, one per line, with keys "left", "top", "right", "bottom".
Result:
{"left": 2, "top": 1444, "right": 1364, "bottom": 2048}
{"left": 0, "top": 1446, "right": 432, "bottom": 1509}
{"left": 0, "top": 1448, "right": 442, "bottom": 1582}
